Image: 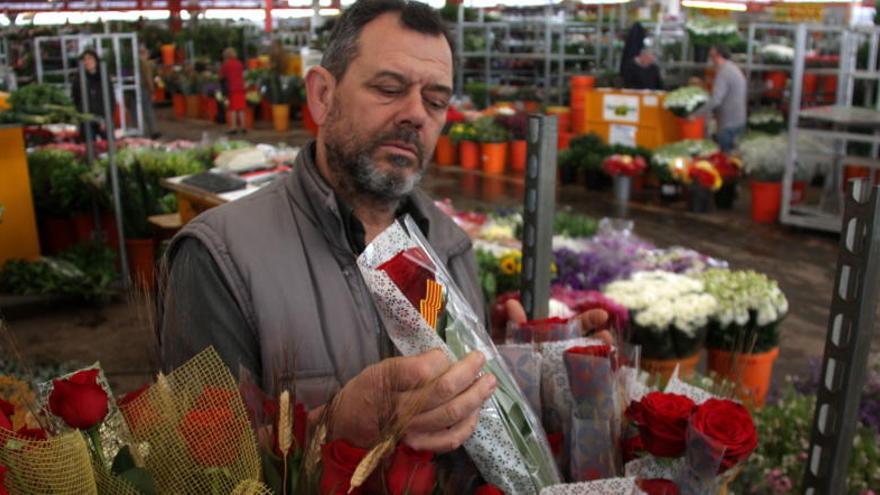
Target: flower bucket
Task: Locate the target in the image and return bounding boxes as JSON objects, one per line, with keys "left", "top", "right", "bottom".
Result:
{"left": 204, "top": 97, "right": 218, "bottom": 122}
{"left": 750, "top": 180, "right": 782, "bottom": 223}
{"left": 72, "top": 213, "right": 95, "bottom": 243}
{"left": 126, "top": 238, "right": 156, "bottom": 290}
{"left": 688, "top": 184, "right": 713, "bottom": 213}
{"left": 803, "top": 73, "right": 818, "bottom": 97}
{"left": 459, "top": 140, "right": 479, "bottom": 169}
{"left": 272, "top": 104, "right": 290, "bottom": 131}
{"left": 480, "top": 142, "right": 507, "bottom": 174}
{"left": 558, "top": 132, "right": 573, "bottom": 151}
{"left": 546, "top": 106, "right": 571, "bottom": 133}
{"left": 677, "top": 116, "right": 705, "bottom": 140}
{"left": 570, "top": 75, "right": 595, "bottom": 90}
{"left": 172, "top": 94, "right": 186, "bottom": 119}
{"left": 302, "top": 103, "right": 319, "bottom": 136}
{"left": 509, "top": 140, "right": 527, "bottom": 173}
{"left": 260, "top": 98, "right": 273, "bottom": 122}
{"left": 641, "top": 353, "right": 701, "bottom": 384}
{"left": 707, "top": 347, "right": 779, "bottom": 407}
{"left": 40, "top": 217, "right": 76, "bottom": 255}
{"left": 244, "top": 106, "right": 255, "bottom": 129}
{"left": 161, "top": 44, "right": 175, "bottom": 66}
{"left": 434, "top": 135, "right": 457, "bottom": 166}
{"left": 764, "top": 71, "right": 787, "bottom": 98}
{"left": 185, "top": 94, "right": 200, "bottom": 119}
{"left": 822, "top": 75, "right": 837, "bottom": 103}
{"left": 613, "top": 175, "right": 631, "bottom": 203}
{"left": 153, "top": 87, "right": 166, "bottom": 103}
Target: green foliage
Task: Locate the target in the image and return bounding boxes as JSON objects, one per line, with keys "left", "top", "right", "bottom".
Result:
{"left": 0, "top": 241, "right": 116, "bottom": 302}
{"left": 2, "top": 83, "right": 91, "bottom": 125}
{"left": 553, "top": 210, "right": 599, "bottom": 238}
{"left": 27, "top": 149, "right": 101, "bottom": 217}
{"left": 472, "top": 116, "right": 511, "bottom": 143}
{"left": 557, "top": 133, "right": 652, "bottom": 174}
{"left": 448, "top": 122, "right": 477, "bottom": 145}
{"left": 465, "top": 82, "right": 490, "bottom": 109}
{"left": 733, "top": 386, "right": 880, "bottom": 494}
{"left": 8, "top": 83, "right": 72, "bottom": 110}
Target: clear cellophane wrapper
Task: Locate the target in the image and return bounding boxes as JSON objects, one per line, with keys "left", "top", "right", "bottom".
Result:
{"left": 357, "top": 217, "right": 561, "bottom": 494}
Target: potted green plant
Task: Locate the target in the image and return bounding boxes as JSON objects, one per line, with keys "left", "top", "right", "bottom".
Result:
{"left": 448, "top": 122, "right": 478, "bottom": 169}
{"left": 747, "top": 108, "right": 785, "bottom": 135}
{"left": 699, "top": 269, "right": 788, "bottom": 406}
{"left": 27, "top": 149, "right": 92, "bottom": 254}
{"left": 473, "top": 116, "right": 511, "bottom": 175}
{"left": 495, "top": 112, "right": 529, "bottom": 173}
{"left": 663, "top": 86, "right": 710, "bottom": 140}
{"left": 567, "top": 133, "right": 610, "bottom": 190}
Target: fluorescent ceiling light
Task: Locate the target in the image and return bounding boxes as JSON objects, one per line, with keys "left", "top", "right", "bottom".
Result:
{"left": 24, "top": 10, "right": 171, "bottom": 25}
{"left": 273, "top": 8, "right": 340, "bottom": 18}
{"left": 781, "top": 0, "right": 855, "bottom": 3}
{"left": 681, "top": 0, "right": 747, "bottom": 10}
{"left": 203, "top": 8, "right": 265, "bottom": 21}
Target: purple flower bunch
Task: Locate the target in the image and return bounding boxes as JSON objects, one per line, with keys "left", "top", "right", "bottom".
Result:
{"left": 553, "top": 232, "right": 654, "bottom": 291}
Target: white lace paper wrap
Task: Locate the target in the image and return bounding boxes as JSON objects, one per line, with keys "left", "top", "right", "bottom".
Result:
{"left": 540, "top": 477, "right": 646, "bottom": 495}
{"left": 357, "top": 220, "right": 553, "bottom": 494}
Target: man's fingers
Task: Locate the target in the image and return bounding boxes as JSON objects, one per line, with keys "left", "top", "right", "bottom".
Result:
{"left": 593, "top": 330, "right": 615, "bottom": 347}
{"left": 416, "top": 351, "right": 486, "bottom": 411}
{"left": 384, "top": 348, "right": 451, "bottom": 391}
{"left": 403, "top": 411, "right": 480, "bottom": 454}
{"left": 406, "top": 373, "right": 496, "bottom": 432}
{"left": 579, "top": 308, "right": 609, "bottom": 332}
{"left": 505, "top": 299, "right": 528, "bottom": 325}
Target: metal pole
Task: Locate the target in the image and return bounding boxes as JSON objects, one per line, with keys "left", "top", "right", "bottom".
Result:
{"left": 78, "top": 62, "right": 95, "bottom": 165}
{"left": 781, "top": 24, "right": 807, "bottom": 224}
{"left": 455, "top": 3, "right": 464, "bottom": 100}
{"left": 100, "top": 60, "right": 131, "bottom": 289}
{"left": 520, "top": 114, "right": 558, "bottom": 321}
{"left": 803, "top": 180, "right": 880, "bottom": 494}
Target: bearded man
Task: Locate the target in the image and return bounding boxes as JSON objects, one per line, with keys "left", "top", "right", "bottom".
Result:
{"left": 159, "top": 0, "right": 609, "bottom": 454}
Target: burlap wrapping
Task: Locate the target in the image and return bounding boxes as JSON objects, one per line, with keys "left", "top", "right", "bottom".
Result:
{"left": 117, "top": 347, "right": 263, "bottom": 494}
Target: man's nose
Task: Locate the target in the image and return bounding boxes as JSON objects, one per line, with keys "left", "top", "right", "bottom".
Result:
{"left": 395, "top": 88, "right": 428, "bottom": 130}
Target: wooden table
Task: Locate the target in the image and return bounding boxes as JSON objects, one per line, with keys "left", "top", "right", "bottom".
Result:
{"left": 159, "top": 176, "right": 261, "bottom": 224}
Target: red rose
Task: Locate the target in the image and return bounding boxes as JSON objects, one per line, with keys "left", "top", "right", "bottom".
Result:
{"left": 0, "top": 398, "right": 14, "bottom": 431}
{"left": 626, "top": 392, "right": 696, "bottom": 458}
{"left": 637, "top": 478, "right": 680, "bottom": 495}
{"left": 320, "top": 439, "right": 368, "bottom": 495}
{"left": 293, "top": 403, "right": 308, "bottom": 450}
{"left": 48, "top": 369, "right": 109, "bottom": 430}
{"left": 378, "top": 248, "right": 437, "bottom": 311}
{"left": 621, "top": 434, "right": 644, "bottom": 463}
{"left": 0, "top": 464, "right": 8, "bottom": 495}
{"left": 195, "top": 387, "right": 239, "bottom": 410}
{"left": 507, "top": 317, "right": 575, "bottom": 343}
{"left": 566, "top": 345, "right": 611, "bottom": 359}
{"left": 263, "top": 398, "right": 279, "bottom": 421}
{"left": 386, "top": 443, "right": 435, "bottom": 495}
{"left": 690, "top": 398, "right": 758, "bottom": 472}
{"left": 474, "top": 484, "right": 504, "bottom": 495}
{"left": 118, "top": 383, "right": 158, "bottom": 434}
{"left": 16, "top": 427, "right": 47, "bottom": 441}
{"left": 178, "top": 408, "right": 243, "bottom": 467}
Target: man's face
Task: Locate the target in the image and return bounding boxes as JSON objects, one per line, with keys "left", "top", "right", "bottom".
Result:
{"left": 321, "top": 12, "right": 453, "bottom": 202}
{"left": 83, "top": 54, "right": 97, "bottom": 73}
{"left": 708, "top": 48, "right": 721, "bottom": 66}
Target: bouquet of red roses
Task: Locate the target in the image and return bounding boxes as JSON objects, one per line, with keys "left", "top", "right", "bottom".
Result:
{"left": 623, "top": 371, "right": 758, "bottom": 494}
{"left": 685, "top": 160, "right": 723, "bottom": 192}
{"left": 602, "top": 155, "right": 648, "bottom": 177}
{"left": 701, "top": 152, "right": 741, "bottom": 181}
{"left": 358, "top": 216, "right": 561, "bottom": 494}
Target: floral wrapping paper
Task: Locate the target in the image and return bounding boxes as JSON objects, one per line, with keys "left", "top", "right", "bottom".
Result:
{"left": 358, "top": 218, "right": 560, "bottom": 494}
{"left": 540, "top": 476, "right": 646, "bottom": 495}
{"left": 497, "top": 344, "right": 543, "bottom": 422}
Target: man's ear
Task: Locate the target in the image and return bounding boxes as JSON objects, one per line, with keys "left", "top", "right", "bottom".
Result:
{"left": 305, "top": 66, "right": 336, "bottom": 126}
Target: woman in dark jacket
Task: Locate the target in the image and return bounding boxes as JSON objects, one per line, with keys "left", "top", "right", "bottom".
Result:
{"left": 71, "top": 49, "right": 115, "bottom": 140}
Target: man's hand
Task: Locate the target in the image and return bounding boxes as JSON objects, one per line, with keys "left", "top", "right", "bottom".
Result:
{"left": 504, "top": 298, "right": 615, "bottom": 346}
{"left": 330, "top": 349, "right": 496, "bottom": 453}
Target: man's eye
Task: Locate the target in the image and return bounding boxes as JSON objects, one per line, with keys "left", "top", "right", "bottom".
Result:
{"left": 377, "top": 87, "right": 402, "bottom": 96}
{"left": 427, "top": 99, "right": 449, "bottom": 110}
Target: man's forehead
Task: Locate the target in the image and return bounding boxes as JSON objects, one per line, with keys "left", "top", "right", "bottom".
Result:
{"left": 353, "top": 12, "right": 453, "bottom": 83}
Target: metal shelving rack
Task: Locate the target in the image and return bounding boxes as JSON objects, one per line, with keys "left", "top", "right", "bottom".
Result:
{"left": 33, "top": 32, "right": 145, "bottom": 137}
{"left": 452, "top": 3, "right": 626, "bottom": 105}
{"left": 781, "top": 23, "right": 880, "bottom": 232}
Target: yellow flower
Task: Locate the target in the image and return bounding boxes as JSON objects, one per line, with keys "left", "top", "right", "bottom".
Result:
{"left": 499, "top": 252, "right": 522, "bottom": 276}
{"left": 0, "top": 374, "right": 37, "bottom": 430}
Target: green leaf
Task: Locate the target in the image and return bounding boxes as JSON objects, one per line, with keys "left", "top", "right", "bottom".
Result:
{"left": 111, "top": 446, "right": 137, "bottom": 476}
{"left": 119, "top": 467, "right": 157, "bottom": 495}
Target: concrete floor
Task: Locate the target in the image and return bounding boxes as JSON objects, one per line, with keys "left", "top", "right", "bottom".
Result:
{"left": 2, "top": 108, "right": 876, "bottom": 394}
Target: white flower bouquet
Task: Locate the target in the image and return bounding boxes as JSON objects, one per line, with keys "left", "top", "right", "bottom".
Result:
{"left": 739, "top": 133, "right": 826, "bottom": 182}
{"left": 696, "top": 269, "right": 788, "bottom": 353}
{"left": 663, "top": 87, "right": 709, "bottom": 118}
{"left": 602, "top": 271, "right": 718, "bottom": 360}
{"left": 747, "top": 108, "right": 785, "bottom": 135}
{"left": 685, "top": 18, "right": 740, "bottom": 47}
{"left": 760, "top": 44, "right": 795, "bottom": 65}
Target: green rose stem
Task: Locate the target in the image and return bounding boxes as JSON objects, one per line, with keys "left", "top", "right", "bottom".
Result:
{"left": 87, "top": 427, "right": 107, "bottom": 468}
{"left": 207, "top": 467, "right": 223, "bottom": 495}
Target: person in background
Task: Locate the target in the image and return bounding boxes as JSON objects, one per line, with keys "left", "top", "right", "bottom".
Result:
{"left": 698, "top": 44, "right": 747, "bottom": 152}
{"left": 71, "top": 49, "right": 114, "bottom": 141}
{"left": 269, "top": 39, "right": 289, "bottom": 77}
{"left": 138, "top": 46, "right": 160, "bottom": 139}
{"left": 220, "top": 47, "right": 246, "bottom": 134}
{"left": 623, "top": 48, "right": 663, "bottom": 90}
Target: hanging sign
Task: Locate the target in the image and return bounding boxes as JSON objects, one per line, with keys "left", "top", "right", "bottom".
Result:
{"left": 602, "top": 94, "right": 641, "bottom": 123}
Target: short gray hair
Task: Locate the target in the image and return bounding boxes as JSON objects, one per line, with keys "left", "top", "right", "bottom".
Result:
{"left": 321, "top": 0, "right": 453, "bottom": 81}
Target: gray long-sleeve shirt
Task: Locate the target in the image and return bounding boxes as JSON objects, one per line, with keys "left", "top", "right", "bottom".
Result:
{"left": 703, "top": 60, "right": 747, "bottom": 130}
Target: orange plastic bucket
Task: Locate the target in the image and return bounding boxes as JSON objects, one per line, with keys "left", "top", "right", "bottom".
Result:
{"left": 750, "top": 180, "right": 782, "bottom": 223}
{"left": 707, "top": 347, "right": 779, "bottom": 407}
{"left": 126, "top": 238, "right": 156, "bottom": 290}
{"left": 272, "top": 104, "right": 290, "bottom": 131}
{"left": 481, "top": 142, "right": 507, "bottom": 174}
{"left": 764, "top": 71, "right": 787, "bottom": 98}
{"left": 677, "top": 116, "right": 705, "bottom": 140}
{"left": 172, "top": 93, "right": 186, "bottom": 118}
{"left": 185, "top": 94, "right": 200, "bottom": 118}
{"left": 161, "top": 44, "right": 175, "bottom": 65}
{"left": 570, "top": 75, "right": 595, "bottom": 89}
{"left": 641, "top": 353, "right": 701, "bottom": 385}
{"left": 434, "top": 135, "right": 457, "bottom": 166}
{"left": 509, "top": 140, "right": 527, "bottom": 173}
{"left": 459, "top": 140, "right": 479, "bottom": 169}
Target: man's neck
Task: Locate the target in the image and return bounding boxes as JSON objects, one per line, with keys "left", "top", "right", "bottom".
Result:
{"left": 315, "top": 141, "right": 399, "bottom": 245}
